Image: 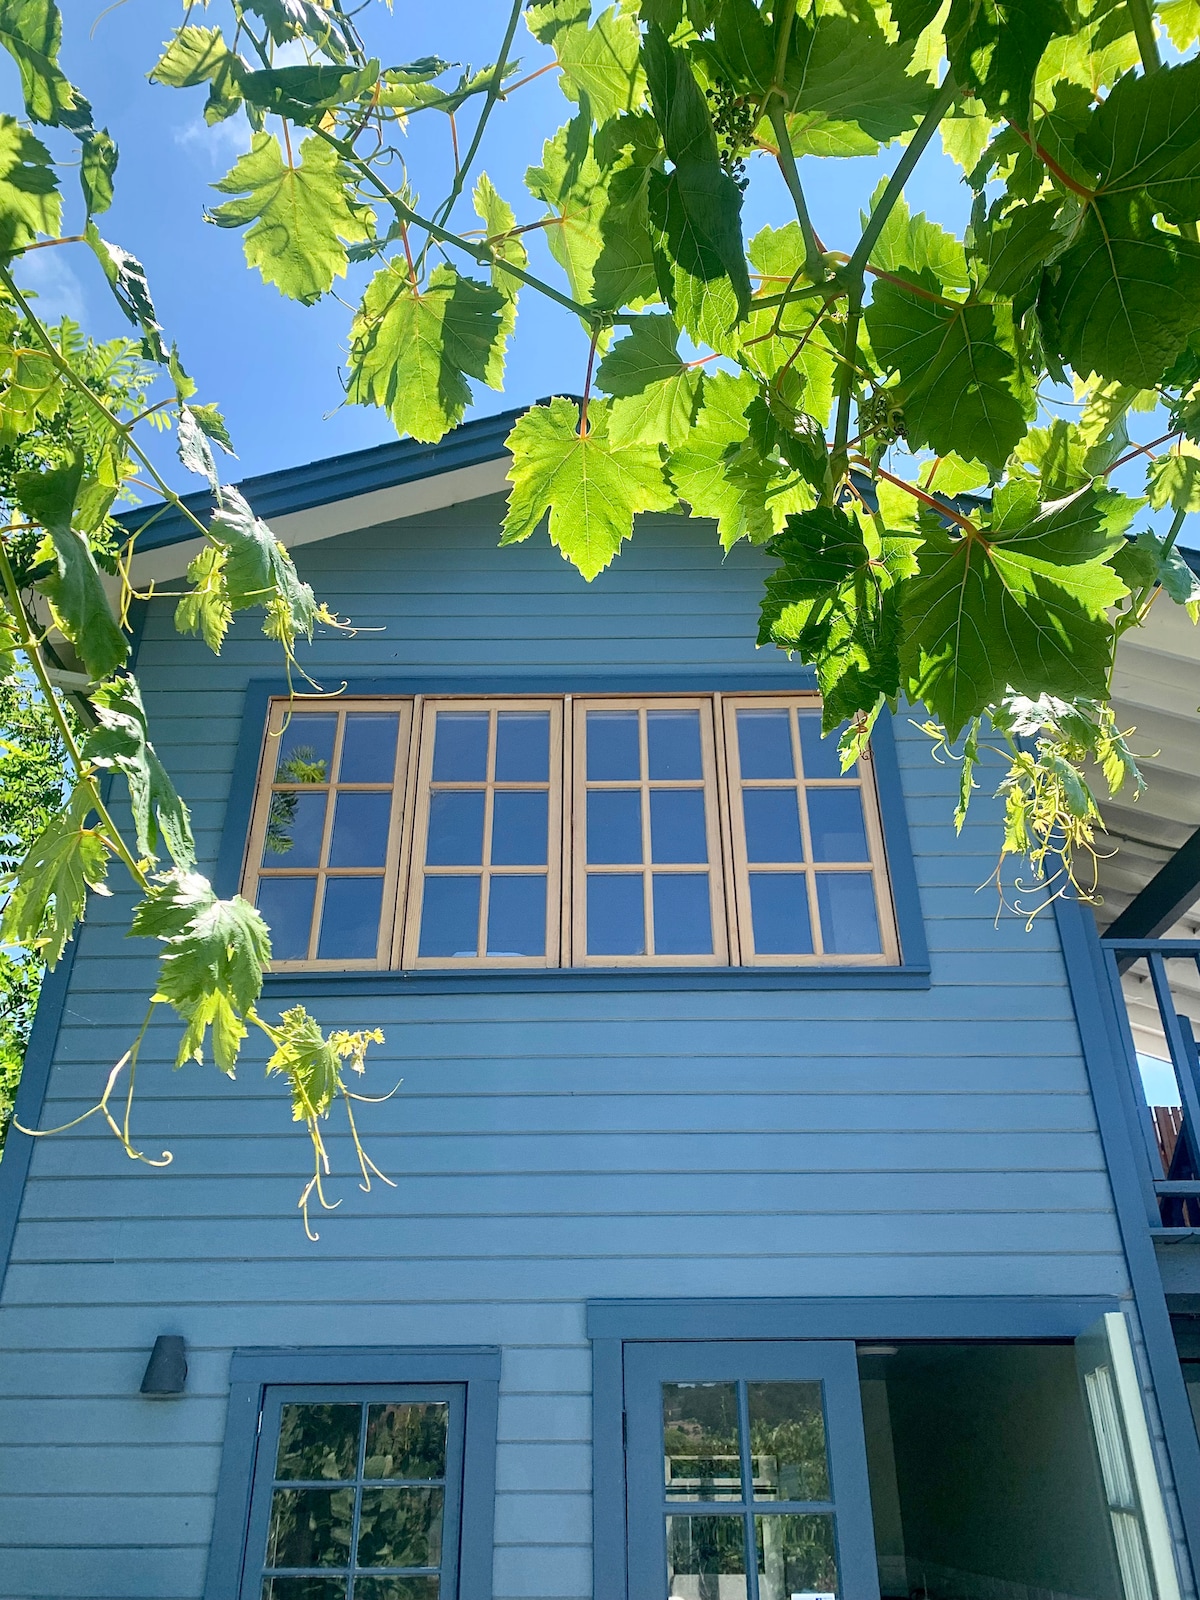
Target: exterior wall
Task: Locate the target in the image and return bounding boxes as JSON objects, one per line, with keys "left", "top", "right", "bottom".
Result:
{"left": 0, "top": 500, "right": 1131, "bottom": 1599}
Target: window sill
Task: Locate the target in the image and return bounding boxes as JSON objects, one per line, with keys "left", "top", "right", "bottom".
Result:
{"left": 262, "top": 964, "right": 932, "bottom": 997}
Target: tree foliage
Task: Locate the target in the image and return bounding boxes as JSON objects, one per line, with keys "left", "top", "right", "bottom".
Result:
{"left": 2, "top": 0, "right": 1200, "bottom": 1214}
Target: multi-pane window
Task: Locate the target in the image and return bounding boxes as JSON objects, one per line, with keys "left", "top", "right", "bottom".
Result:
{"left": 242, "top": 1386, "right": 465, "bottom": 1600}
{"left": 242, "top": 693, "right": 899, "bottom": 970}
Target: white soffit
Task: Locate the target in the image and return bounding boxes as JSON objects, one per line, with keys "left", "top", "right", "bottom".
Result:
{"left": 129, "top": 455, "right": 512, "bottom": 587}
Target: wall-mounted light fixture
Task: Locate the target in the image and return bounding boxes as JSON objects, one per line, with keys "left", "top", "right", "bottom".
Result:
{"left": 140, "top": 1334, "right": 187, "bottom": 1397}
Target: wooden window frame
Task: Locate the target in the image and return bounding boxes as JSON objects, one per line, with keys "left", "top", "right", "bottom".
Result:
{"left": 400, "top": 697, "right": 565, "bottom": 970}
{"left": 571, "top": 696, "right": 729, "bottom": 969}
{"left": 242, "top": 698, "right": 413, "bottom": 973}
{"left": 721, "top": 693, "right": 899, "bottom": 967}
{"left": 241, "top": 692, "right": 899, "bottom": 973}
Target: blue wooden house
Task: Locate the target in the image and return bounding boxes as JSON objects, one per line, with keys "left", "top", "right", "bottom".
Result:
{"left": 3, "top": 407, "right": 1200, "bottom": 1600}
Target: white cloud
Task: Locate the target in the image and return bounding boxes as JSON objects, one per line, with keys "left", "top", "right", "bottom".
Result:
{"left": 16, "top": 246, "right": 86, "bottom": 325}
{"left": 174, "top": 110, "right": 254, "bottom": 167}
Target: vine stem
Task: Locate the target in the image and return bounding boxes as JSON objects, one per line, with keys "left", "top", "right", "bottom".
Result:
{"left": 0, "top": 542, "right": 149, "bottom": 894}
{"left": 767, "top": 100, "right": 823, "bottom": 279}
{"left": 873, "top": 464, "right": 978, "bottom": 531}
{"left": 429, "top": 0, "right": 524, "bottom": 238}
{"left": 579, "top": 327, "right": 600, "bottom": 437}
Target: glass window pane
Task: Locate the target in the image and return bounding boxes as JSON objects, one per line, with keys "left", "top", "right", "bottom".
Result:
{"left": 426, "top": 792, "right": 485, "bottom": 866}
{"left": 587, "top": 873, "right": 645, "bottom": 956}
{"left": 495, "top": 712, "right": 550, "bottom": 781}
{"left": 587, "top": 711, "right": 640, "bottom": 780}
{"left": 264, "top": 791, "right": 327, "bottom": 867}
{"left": 588, "top": 790, "right": 643, "bottom": 864}
{"left": 355, "top": 1581, "right": 439, "bottom": 1600}
{"left": 748, "top": 1383, "right": 830, "bottom": 1502}
{"left": 275, "top": 715, "right": 337, "bottom": 782}
{"left": 742, "top": 791, "right": 803, "bottom": 864}
{"left": 487, "top": 875, "right": 547, "bottom": 957}
{"left": 432, "top": 712, "right": 489, "bottom": 781}
{"left": 667, "top": 1516, "right": 749, "bottom": 1600}
{"left": 328, "top": 793, "right": 392, "bottom": 868}
{"left": 663, "top": 1383, "right": 742, "bottom": 1501}
{"left": 816, "top": 874, "right": 881, "bottom": 955}
{"left": 749, "top": 874, "right": 813, "bottom": 957}
{"left": 736, "top": 710, "right": 793, "bottom": 779}
{"left": 262, "top": 1579, "right": 347, "bottom": 1600}
{"left": 806, "top": 790, "right": 868, "bottom": 863}
{"left": 648, "top": 711, "right": 703, "bottom": 779}
{"left": 266, "top": 1487, "right": 355, "bottom": 1569}
{"left": 653, "top": 874, "right": 713, "bottom": 956}
{"left": 339, "top": 713, "right": 399, "bottom": 784}
{"left": 754, "top": 1514, "right": 838, "bottom": 1600}
{"left": 257, "top": 877, "right": 317, "bottom": 961}
{"left": 798, "top": 712, "right": 845, "bottom": 779}
{"left": 357, "top": 1486, "right": 444, "bottom": 1568}
{"left": 419, "top": 876, "right": 481, "bottom": 958}
{"left": 491, "top": 791, "right": 548, "bottom": 866}
{"left": 317, "top": 878, "right": 384, "bottom": 961}
{"left": 365, "top": 1403, "right": 448, "bottom": 1481}
{"left": 276, "top": 1403, "right": 361, "bottom": 1481}
{"left": 651, "top": 790, "right": 707, "bottom": 864}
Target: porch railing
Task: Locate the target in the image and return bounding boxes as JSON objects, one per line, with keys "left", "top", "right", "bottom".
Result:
{"left": 1099, "top": 937, "right": 1200, "bottom": 1231}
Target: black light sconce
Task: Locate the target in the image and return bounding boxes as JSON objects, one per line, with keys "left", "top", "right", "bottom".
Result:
{"left": 141, "top": 1334, "right": 188, "bottom": 1397}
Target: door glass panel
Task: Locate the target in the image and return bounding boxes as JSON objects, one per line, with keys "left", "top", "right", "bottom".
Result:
{"left": 257, "top": 878, "right": 317, "bottom": 960}
{"left": 426, "top": 792, "right": 485, "bottom": 866}
{"left": 648, "top": 711, "right": 703, "bottom": 779}
{"left": 328, "top": 793, "right": 391, "bottom": 868}
{"left": 262, "top": 1578, "right": 347, "bottom": 1600}
{"left": 275, "top": 715, "right": 337, "bottom": 782}
{"left": 806, "top": 790, "right": 868, "bottom": 863}
{"left": 365, "top": 1403, "right": 448, "bottom": 1480}
{"left": 355, "top": 1581, "right": 439, "bottom": 1600}
{"left": 264, "top": 791, "right": 326, "bottom": 866}
{"left": 816, "top": 875, "right": 880, "bottom": 955}
{"left": 754, "top": 1514, "right": 838, "bottom": 1600}
{"left": 748, "top": 1383, "right": 830, "bottom": 1501}
{"left": 495, "top": 712, "right": 550, "bottom": 781}
{"left": 736, "top": 711, "right": 793, "bottom": 779}
{"left": 651, "top": 790, "right": 707, "bottom": 864}
{"left": 588, "top": 790, "right": 643, "bottom": 864}
{"left": 267, "top": 1487, "right": 356, "bottom": 1568}
{"left": 587, "top": 873, "right": 645, "bottom": 955}
{"left": 431, "top": 712, "right": 489, "bottom": 781}
{"left": 491, "top": 791, "right": 548, "bottom": 865}
{"left": 749, "top": 875, "right": 813, "bottom": 956}
{"left": 357, "top": 1486, "right": 444, "bottom": 1567}
{"left": 663, "top": 1383, "right": 742, "bottom": 1501}
{"left": 317, "top": 878, "right": 384, "bottom": 961}
{"left": 797, "top": 713, "right": 844, "bottom": 779}
{"left": 277, "top": 1404, "right": 361, "bottom": 1480}
{"left": 666, "top": 1515, "right": 749, "bottom": 1600}
{"left": 742, "top": 791, "right": 803, "bottom": 864}
{"left": 419, "top": 877, "right": 481, "bottom": 958}
{"left": 588, "top": 711, "right": 640, "bottom": 779}
{"left": 339, "top": 714, "right": 399, "bottom": 784}
{"left": 653, "top": 875, "right": 713, "bottom": 957}
{"left": 487, "top": 875, "right": 547, "bottom": 957}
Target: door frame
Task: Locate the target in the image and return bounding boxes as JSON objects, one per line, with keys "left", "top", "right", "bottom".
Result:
{"left": 588, "top": 1296, "right": 1124, "bottom": 1600}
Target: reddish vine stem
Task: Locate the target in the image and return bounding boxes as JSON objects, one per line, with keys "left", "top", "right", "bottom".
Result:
{"left": 579, "top": 327, "right": 601, "bottom": 438}
{"left": 1005, "top": 120, "right": 1094, "bottom": 199}
{"left": 872, "top": 465, "right": 978, "bottom": 532}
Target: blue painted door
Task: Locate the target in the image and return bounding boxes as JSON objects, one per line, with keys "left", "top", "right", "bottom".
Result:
{"left": 624, "top": 1342, "right": 879, "bottom": 1600}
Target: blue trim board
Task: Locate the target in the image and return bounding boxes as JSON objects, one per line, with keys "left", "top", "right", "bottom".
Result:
{"left": 203, "top": 1346, "right": 500, "bottom": 1600}
{"left": 224, "top": 675, "right": 928, "bottom": 990}
{"left": 588, "top": 1295, "right": 1122, "bottom": 1600}
{"left": 1106, "top": 825, "right": 1200, "bottom": 940}
{"left": 1053, "top": 893, "right": 1200, "bottom": 1585}
{"left": 0, "top": 944, "right": 77, "bottom": 1305}
{"left": 119, "top": 402, "right": 531, "bottom": 552}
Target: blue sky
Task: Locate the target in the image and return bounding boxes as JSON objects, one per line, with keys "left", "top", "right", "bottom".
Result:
{"left": 5, "top": 3, "right": 1181, "bottom": 540}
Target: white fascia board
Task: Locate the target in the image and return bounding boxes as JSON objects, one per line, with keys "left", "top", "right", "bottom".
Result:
{"left": 129, "top": 454, "right": 512, "bottom": 587}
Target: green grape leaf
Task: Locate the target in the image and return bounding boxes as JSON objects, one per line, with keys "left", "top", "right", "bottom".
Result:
{"left": 0, "top": 343, "right": 61, "bottom": 442}
{"left": 1081, "top": 55, "right": 1200, "bottom": 225}
{"left": 900, "top": 485, "right": 1132, "bottom": 737}
{"left": 1044, "top": 196, "right": 1200, "bottom": 387}
{"left": 218, "top": 488, "right": 316, "bottom": 643}
{"left": 0, "top": 0, "right": 92, "bottom": 129}
{"left": 176, "top": 404, "right": 218, "bottom": 487}
{"left": 1161, "top": 0, "right": 1200, "bottom": 50}
{"left": 924, "top": 453, "right": 991, "bottom": 495}
{"left": 149, "top": 24, "right": 241, "bottom": 90}
{"left": 1117, "top": 526, "right": 1200, "bottom": 618}
{"left": 595, "top": 313, "right": 701, "bottom": 447}
{"left": 85, "top": 224, "right": 167, "bottom": 363}
{"left": 243, "top": 0, "right": 350, "bottom": 57}
{"left": 0, "top": 782, "right": 109, "bottom": 968}
{"left": 643, "top": 24, "right": 750, "bottom": 350}
{"left": 18, "top": 460, "right": 128, "bottom": 682}
{"left": 79, "top": 129, "right": 117, "bottom": 217}
{"left": 592, "top": 111, "right": 661, "bottom": 311}
{"left": 0, "top": 115, "right": 59, "bottom": 256}
{"left": 502, "top": 395, "right": 674, "bottom": 579}
{"left": 208, "top": 131, "right": 373, "bottom": 305}
{"left": 868, "top": 188, "right": 969, "bottom": 291}
{"left": 1012, "top": 419, "right": 1093, "bottom": 497}
{"left": 945, "top": 0, "right": 1071, "bottom": 127}
{"left": 347, "top": 262, "right": 506, "bottom": 443}
{"left": 526, "top": 116, "right": 610, "bottom": 308}
{"left": 189, "top": 401, "right": 236, "bottom": 456}
{"left": 865, "top": 280, "right": 1034, "bottom": 469}
{"left": 1148, "top": 440, "right": 1200, "bottom": 512}
{"left": 527, "top": 0, "right": 645, "bottom": 126}
{"left": 473, "top": 173, "right": 525, "bottom": 385}
{"left": 780, "top": 11, "right": 938, "bottom": 160}
{"left": 973, "top": 197, "right": 1069, "bottom": 300}
{"left": 702, "top": 0, "right": 775, "bottom": 96}
{"left": 238, "top": 61, "right": 379, "bottom": 126}
{"left": 941, "top": 101, "right": 994, "bottom": 175}
{"left": 83, "top": 674, "right": 195, "bottom": 868}
{"left": 131, "top": 869, "right": 270, "bottom": 1071}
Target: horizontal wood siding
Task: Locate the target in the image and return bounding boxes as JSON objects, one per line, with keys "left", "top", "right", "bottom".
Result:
{"left": 0, "top": 504, "right": 1125, "bottom": 1600}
